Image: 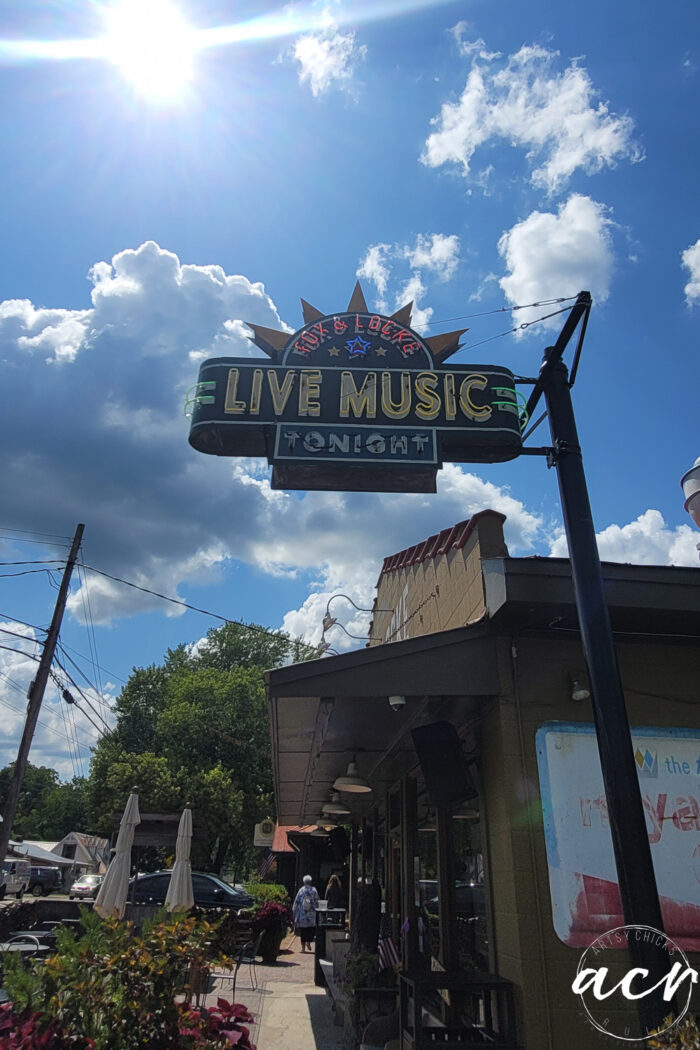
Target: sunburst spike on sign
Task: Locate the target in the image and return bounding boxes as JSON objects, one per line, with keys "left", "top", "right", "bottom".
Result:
{"left": 347, "top": 281, "right": 369, "bottom": 313}
{"left": 301, "top": 298, "right": 325, "bottom": 324}
{"left": 391, "top": 301, "right": 414, "bottom": 326}
{"left": 424, "top": 328, "right": 469, "bottom": 364}
{"left": 245, "top": 323, "right": 289, "bottom": 358}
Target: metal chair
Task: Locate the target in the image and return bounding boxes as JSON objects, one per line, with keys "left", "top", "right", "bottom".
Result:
{"left": 215, "top": 929, "right": 265, "bottom": 1001}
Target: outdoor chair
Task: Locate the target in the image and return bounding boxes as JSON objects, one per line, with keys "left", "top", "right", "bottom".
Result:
{"left": 214, "top": 929, "right": 265, "bottom": 1001}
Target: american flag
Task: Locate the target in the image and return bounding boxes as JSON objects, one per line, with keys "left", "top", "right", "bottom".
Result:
{"left": 378, "top": 918, "right": 400, "bottom": 970}
{"left": 258, "top": 851, "right": 276, "bottom": 878}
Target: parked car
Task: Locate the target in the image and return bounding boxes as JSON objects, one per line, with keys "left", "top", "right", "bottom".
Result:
{"left": 69, "top": 873, "right": 104, "bottom": 899}
{"left": 128, "top": 870, "right": 254, "bottom": 910}
{"left": 0, "top": 857, "right": 31, "bottom": 899}
{"left": 29, "top": 865, "right": 62, "bottom": 897}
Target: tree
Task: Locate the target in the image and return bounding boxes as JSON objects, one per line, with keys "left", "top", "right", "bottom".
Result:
{"left": 87, "top": 620, "right": 314, "bottom": 874}
{"left": 0, "top": 764, "right": 90, "bottom": 841}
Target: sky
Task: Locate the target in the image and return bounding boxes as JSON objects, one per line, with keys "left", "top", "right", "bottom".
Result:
{"left": 0, "top": 0, "right": 698, "bottom": 783}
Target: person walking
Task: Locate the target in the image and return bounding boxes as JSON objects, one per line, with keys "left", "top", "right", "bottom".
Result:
{"left": 325, "top": 872, "right": 345, "bottom": 911}
{"left": 293, "top": 874, "right": 319, "bottom": 952}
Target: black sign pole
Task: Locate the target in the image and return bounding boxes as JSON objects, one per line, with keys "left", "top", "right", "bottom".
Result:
{"left": 536, "top": 304, "right": 671, "bottom": 1036}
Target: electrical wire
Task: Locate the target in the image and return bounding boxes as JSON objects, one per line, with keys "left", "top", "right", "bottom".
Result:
{"left": 410, "top": 296, "right": 578, "bottom": 331}
{"left": 56, "top": 639, "right": 126, "bottom": 687}
{"left": 0, "top": 612, "right": 48, "bottom": 632}
{"left": 78, "top": 562, "right": 309, "bottom": 646}
{"left": 76, "top": 558, "right": 108, "bottom": 718}
{"left": 0, "top": 642, "right": 41, "bottom": 662}
{"left": 52, "top": 658, "right": 113, "bottom": 734}
{"left": 0, "top": 527, "right": 72, "bottom": 542}
{"left": 0, "top": 687, "right": 91, "bottom": 754}
{"left": 0, "top": 568, "right": 62, "bottom": 579}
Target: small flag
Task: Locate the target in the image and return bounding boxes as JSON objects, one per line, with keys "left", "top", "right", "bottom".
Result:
{"left": 378, "top": 918, "right": 400, "bottom": 970}
{"left": 258, "top": 851, "right": 275, "bottom": 878}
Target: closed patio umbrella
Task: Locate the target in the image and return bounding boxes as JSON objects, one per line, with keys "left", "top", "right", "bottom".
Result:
{"left": 165, "top": 805, "right": 194, "bottom": 913}
{"left": 94, "top": 789, "right": 140, "bottom": 920}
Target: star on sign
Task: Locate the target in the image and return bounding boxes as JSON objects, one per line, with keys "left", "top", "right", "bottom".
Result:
{"left": 374, "top": 345, "right": 388, "bottom": 357}
{"left": 327, "top": 346, "right": 341, "bottom": 357}
{"left": 346, "top": 336, "right": 371, "bottom": 357}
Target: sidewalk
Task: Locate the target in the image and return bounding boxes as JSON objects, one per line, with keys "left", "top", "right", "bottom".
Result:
{"left": 204, "top": 932, "right": 343, "bottom": 1050}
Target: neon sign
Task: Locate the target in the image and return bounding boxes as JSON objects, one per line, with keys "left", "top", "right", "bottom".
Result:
{"left": 187, "top": 284, "right": 524, "bottom": 492}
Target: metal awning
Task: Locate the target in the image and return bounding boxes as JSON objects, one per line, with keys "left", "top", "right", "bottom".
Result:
{"left": 266, "top": 624, "right": 499, "bottom": 827}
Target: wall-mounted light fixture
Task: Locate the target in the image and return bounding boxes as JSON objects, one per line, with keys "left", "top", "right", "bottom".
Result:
{"left": 569, "top": 669, "right": 591, "bottom": 702}
{"left": 333, "top": 755, "right": 372, "bottom": 793}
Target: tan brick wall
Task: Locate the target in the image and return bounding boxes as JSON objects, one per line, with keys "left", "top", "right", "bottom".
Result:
{"left": 370, "top": 515, "right": 505, "bottom": 644}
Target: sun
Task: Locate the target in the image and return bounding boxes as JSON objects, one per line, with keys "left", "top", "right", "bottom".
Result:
{"left": 101, "top": 0, "right": 198, "bottom": 102}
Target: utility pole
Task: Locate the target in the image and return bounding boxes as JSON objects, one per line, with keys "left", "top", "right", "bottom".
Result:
{"left": 0, "top": 523, "right": 85, "bottom": 866}
{"left": 524, "top": 299, "right": 670, "bottom": 1035}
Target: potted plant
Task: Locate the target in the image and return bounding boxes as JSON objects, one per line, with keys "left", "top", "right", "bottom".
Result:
{"left": 252, "top": 900, "right": 293, "bottom": 965}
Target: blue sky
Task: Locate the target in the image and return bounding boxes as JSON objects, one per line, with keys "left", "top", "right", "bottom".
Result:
{"left": 0, "top": 0, "right": 698, "bottom": 781}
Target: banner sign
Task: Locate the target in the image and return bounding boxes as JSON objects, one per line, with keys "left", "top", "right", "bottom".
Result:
{"left": 536, "top": 722, "right": 700, "bottom": 951}
{"left": 188, "top": 286, "right": 524, "bottom": 492}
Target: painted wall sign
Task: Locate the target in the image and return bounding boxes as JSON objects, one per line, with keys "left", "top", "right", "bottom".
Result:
{"left": 536, "top": 722, "right": 700, "bottom": 951}
{"left": 187, "top": 283, "right": 524, "bottom": 492}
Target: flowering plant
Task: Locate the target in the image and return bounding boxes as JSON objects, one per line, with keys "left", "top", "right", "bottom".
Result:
{"left": 251, "top": 901, "right": 292, "bottom": 934}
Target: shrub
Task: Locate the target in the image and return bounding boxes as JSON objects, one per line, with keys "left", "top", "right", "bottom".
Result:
{"left": 648, "top": 1015, "right": 700, "bottom": 1048}
{"left": 1, "top": 906, "right": 248, "bottom": 1049}
{"left": 251, "top": 901, "right": 292, "bottom": 935}
{"left": 244, "top": 883, "right": 289, "bottom": 908}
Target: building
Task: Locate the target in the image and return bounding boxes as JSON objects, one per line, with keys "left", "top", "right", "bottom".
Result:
{"left": 265, "top": 511, "right": 700, "bottom": 1048}
{"left": 51, "top": 831, "right": 110, "bottom": 874}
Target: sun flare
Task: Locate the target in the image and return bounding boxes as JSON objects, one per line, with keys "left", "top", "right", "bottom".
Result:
{"left": 102, "top": 0, "right": 197, "bottom": 101}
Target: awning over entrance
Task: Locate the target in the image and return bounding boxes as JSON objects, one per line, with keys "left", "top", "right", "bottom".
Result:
{"left": 265, "top": 624, "right": 499, "bottom": 827}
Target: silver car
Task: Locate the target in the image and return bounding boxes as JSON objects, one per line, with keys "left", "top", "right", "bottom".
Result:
{"left": 69, "top": 873, "right": 104, "bottom": 899}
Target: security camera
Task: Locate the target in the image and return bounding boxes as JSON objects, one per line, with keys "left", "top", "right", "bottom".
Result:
{"left": 388, "top": 695, "right": 406, "bottom": 711}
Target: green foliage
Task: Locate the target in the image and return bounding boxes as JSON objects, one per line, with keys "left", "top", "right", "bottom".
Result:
{"left": 1, "top": 907, "right": 234, "bottom": 1049}
{"left": 87, "top": 619, "right": 310, "bottom": 874}
{"left": 0, "top": 763, "right": 89, "bottom": 840}
{"left": 344, "top": 950, "right": 381, "bottom": 991}
{"left": 649, "top": 1015, "right": 700, "bottom": 1048}
{"left": 245, "top": 883, "right": 290, "bottom": 908}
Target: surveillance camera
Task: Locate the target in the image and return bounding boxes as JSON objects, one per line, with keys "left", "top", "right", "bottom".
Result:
{"left": 388, "top": 694, "right": 406, "bottom": 711}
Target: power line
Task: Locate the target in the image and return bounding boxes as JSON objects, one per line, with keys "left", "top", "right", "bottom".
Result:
{"left": 52, "top": 658, "right": 113, "bottom": 735}
{"left": 411, "top": 295, "right": 578, "bottom": 331}
{"left": 0, "top": 568, "right": 61, "bottom": 579}
{"left": 78, "top": 562, "right": 307, "bottom": 646}
{"left": 0, "top": 526, "right": 72, "bottom": 542}
{"left": 0, "top": 642, "right": 41, "bottom": 662}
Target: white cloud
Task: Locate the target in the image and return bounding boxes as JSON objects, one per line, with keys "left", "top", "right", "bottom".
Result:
{"left": 498, "top": 194, "right": 614, "bottom": 328}
{"left": 0, "top": 241, "right": 289, "bottom": 623}
{"left": 403, "top": 233, "right": 460, "bottom": 281}
{"left": 356, "top": 243, "right": 391, "bottom": 300}
{"left": 681, "top": 238, "right": 700, "bottom": 305}
{"left": 549, "top": 509, "right": 699, "bottom": 566}
{"left": 450, "top": 21, "right": 500, "bottom": 62}
{"left": 422, "top": 42, "right": 642, "bottom": 195}
{"left": 293, "top": 22, "right": 366, "bottom": 97}
{"left": 357, "top": 232, "right": 461, "bottom": 329}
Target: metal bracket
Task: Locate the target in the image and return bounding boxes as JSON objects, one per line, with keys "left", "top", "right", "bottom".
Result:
{"left": 546, "top": 439, "right": 582, "bottom": 468}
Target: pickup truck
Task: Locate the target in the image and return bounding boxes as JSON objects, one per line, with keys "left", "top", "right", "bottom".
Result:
{"left": 29, "top": 865, "right": 62, "bottom": 897}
